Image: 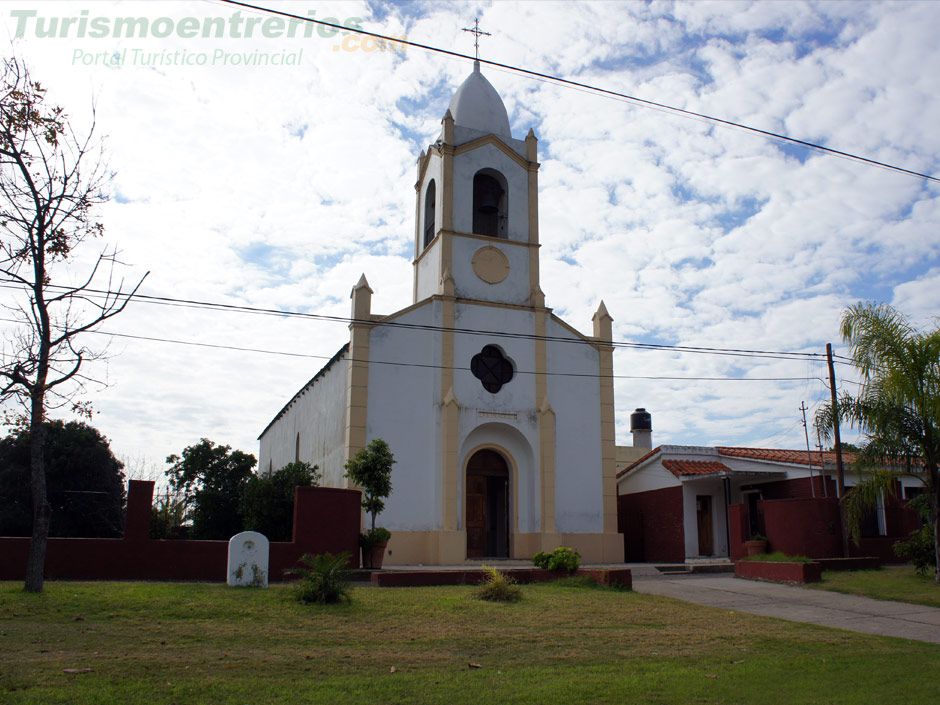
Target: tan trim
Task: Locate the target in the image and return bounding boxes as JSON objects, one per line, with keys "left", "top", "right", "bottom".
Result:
{"left": 343, "top": 293, "right": 372, "bottom": 480}
{"left": 441, "top": 293, "right": 458, "bottom": 531}
{"left": 560, "top": 532, "right": 624, "bottom": 563}
{"left": 412, "top": 232, "right": 440, "bottom": 267}
{"left": 444, "top": 229, "right": 539, "bottom": 249}
{"left": 383, "top": 530, "right": 467, "bottom": 565}
{"left": 441, "top": 145, "right": 454, "bottom": 232}
{"left": 597, "top": 341, "right": 617, "bottom": 534}
{"left": 383, "top": 530, "right": 621, "bottom": 565}
{"left": 415, "top": 148, "right": 431, "bottom": 191}
{"left": 454, "top": 134, "right": 532, "bottom": 170}
{"left": 537, "top": 393, "right": 556, "bottom": 534}
{"left": 471, "top": 245, "right": 511, "bottom": 284}
{"left": 413, "top": 166, "right": 423, "bottom": 302}
{"left": 527, "top": 152, "right": 539, "bottom": 247}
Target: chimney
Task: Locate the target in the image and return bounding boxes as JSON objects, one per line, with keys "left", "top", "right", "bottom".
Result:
{"left": 630, "top": 408, "right": 652, "bottom": 450}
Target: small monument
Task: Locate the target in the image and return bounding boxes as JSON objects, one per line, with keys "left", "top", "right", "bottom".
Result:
{"left": 227, "top": 531, "right": 270, "bottom": 587}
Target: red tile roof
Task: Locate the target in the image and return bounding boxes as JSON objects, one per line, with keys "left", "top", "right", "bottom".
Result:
{"left": 716, "top": 447, "right": 858, "bottom": 467}
{"left": 661, "top": 459, "right": 734, "bottom": 477}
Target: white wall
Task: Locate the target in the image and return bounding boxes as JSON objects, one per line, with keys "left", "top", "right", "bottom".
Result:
{"left": 258, "top": 350, "right": 349, "bottom": 487}
{"left": 546, "top": 318, "right": 604, "bottom": 533}
{"left": 365, "top": 301, "right": 442, "bottom": 531}
{"left": 451, "top": 235, "right": 531, "bottom": 305}
{"left": 617, "top": 463, "right": 681, "bottom": 494}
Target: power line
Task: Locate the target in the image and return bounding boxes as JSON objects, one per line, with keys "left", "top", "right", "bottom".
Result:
{"left": 72, "top": 325, "right": 825, "bottom": 385}
{"left": 0, "top": 280, "right": 831, "bottom": 364}
{"left": 217, "top": 0, "right": 940, "bottom": 185}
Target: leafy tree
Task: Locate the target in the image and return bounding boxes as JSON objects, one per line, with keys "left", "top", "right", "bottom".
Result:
{"left": 241, "top": 461, "right": 321, "bottom": 542}
{"left": 165, "top": 439, "right": 256, "bottom": 540}
{"left": 0, "top": 57, "right": 144, "bottom": 591}
{"left": 344, "top": 438, "right": 394, "bottom": 540}
{"left": 149, "top": 487, "right": 192, "bottom": 540}
{"left": 0, "top": 419, "right": 125, "bottom": 537}
{"left": 817, "top": 302, "right": 940, "bottom": 580}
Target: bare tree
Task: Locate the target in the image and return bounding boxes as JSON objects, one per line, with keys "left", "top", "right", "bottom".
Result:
{"left": 0, "top": 56, "right": 146, "bottom": 592}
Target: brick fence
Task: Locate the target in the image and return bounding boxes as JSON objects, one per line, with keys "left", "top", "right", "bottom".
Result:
{"left": 0, "top": 480, "right": 361, "bottom": 581}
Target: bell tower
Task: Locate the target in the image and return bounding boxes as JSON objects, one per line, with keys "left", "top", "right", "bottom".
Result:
{"left": 412, "top": 61, "right": 543, "bottom": 308}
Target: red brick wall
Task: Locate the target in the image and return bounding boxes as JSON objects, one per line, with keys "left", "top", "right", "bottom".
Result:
{"left": 729, "top": 504, "right": 748, "bottom": 561}
{"left": 617, "top": 486, "right": 684, "bottom": 563}
{"left": 760, "top": 497, "right": 842, "bottom": 559}
{"left": 0, "top": 480, "right": 361, "bottom": 581}
{"left": 729, "top": 488, "right": 917, "bottom": 563}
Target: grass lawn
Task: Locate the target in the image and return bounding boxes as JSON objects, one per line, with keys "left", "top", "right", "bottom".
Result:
{"left": 809, "top": 565, "right": 940, "bottom": 608}
{"left": 1, "top": 579, "right": 938, "bottom": 705}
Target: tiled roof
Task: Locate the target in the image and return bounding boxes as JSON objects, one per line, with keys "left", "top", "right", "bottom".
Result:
{"left": 662, "top": 459, "right": 734, "bottom": 477}
{"left": 716, "top": 447, "right": 858, "bottom": 467}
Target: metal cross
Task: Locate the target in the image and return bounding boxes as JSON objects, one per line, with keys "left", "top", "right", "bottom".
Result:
{"left": 462, "top": 18, "right": 491, "bottom": 60}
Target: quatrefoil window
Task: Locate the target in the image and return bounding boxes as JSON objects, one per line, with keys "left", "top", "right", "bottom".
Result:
{"left": 471, "top": 345, "right": 514, "bottom": 393}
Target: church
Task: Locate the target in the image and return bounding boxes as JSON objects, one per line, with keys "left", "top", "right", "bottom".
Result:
{"left": 258, "top": 60, "right": 623, "bottom": 565}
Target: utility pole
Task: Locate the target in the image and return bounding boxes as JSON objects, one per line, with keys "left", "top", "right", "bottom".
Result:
{"left": 827, "top": 342, "right": 848, "bottom": 556}
{"left": 800, "top": 401, "right": 816, "bottom": 498}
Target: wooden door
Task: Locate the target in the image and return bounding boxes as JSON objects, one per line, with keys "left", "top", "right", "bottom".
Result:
{"left": 696, "top": 495, "right": 713, "bottom": 556}
{"left": 466, "top": 474, "right": 487, "bottom": 558}
{"left": 466, "top": 449, "right": 509, "bottom": 558}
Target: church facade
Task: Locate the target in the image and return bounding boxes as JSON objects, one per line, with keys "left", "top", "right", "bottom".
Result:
{"left": 258, "top": 62, "right": 622, "bottom": 565}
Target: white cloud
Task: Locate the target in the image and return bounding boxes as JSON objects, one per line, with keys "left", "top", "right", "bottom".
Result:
{"left": 0, "top": 0, "right": 935, "bottom": 471}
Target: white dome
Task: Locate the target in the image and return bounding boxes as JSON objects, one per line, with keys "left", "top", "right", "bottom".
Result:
{"left": 447, "top": 61, "right": 512, "bottom": 140}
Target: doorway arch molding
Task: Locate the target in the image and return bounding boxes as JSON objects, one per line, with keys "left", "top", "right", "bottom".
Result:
{"left": 458, "top": 421, "right": 537, "bottom": 536}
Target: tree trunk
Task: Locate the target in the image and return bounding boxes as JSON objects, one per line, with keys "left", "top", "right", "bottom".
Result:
{"left": 24, "top": 395, "right": 49, "bottom": 593}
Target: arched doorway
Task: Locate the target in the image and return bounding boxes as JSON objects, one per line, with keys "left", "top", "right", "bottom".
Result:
{"left": 466, "top": 449, "right": 510, "bottom": 558}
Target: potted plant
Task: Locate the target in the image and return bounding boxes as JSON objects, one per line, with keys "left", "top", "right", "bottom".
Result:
{"left": 744, "top": 533, "right": 768, "bottom": 557}
{"left": 344, "top": 438, "right": 395, "bottom": 569}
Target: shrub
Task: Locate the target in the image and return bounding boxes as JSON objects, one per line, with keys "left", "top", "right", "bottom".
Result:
{"left": 894, "top": 525, "right": 935, "bottom": 576}
{"left": 532, "top": 546, "right": 581, "bottom": 572}
{"left": 289, "top": 552, "right": 353, "bottom": 605}
{"left": 893, "top": 493, "right": 935, "bottom": 576}
{"left": 241, "top": 461, "right": 321, "bottom": 542}
{"left": 359, "top": 526, "right": 391, "bottom": 549}
{"left": 476, "top": 565, "right": 522, "bottom": 602}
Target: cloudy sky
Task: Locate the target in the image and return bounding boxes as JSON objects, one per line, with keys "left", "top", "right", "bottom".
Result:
{"left": 2, "top": 0, "right": 938, "bottom": 479}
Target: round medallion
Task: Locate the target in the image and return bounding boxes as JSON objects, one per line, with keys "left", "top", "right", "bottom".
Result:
{"left": 471, "top": 245, "right": 510, "bottom": 284}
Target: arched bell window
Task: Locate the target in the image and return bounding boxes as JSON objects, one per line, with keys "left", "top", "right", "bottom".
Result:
{"left": 473, "top": 170, "right": 507, "bottom": 238}
{"left": 423, "top": 179, "right": 436, "bottom": 249}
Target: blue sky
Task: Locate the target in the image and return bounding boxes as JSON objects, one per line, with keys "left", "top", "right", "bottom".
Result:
{"left": 2, "top": 0, "right": 938, "bottom": 476}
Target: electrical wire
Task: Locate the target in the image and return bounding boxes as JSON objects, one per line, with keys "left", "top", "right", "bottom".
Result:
{"left": 72, "top": 325, "right": 826, "bottom": 384}
{"left": 217, "top": 0, "right": 940, "bottom": 185}
{"left": 0, "top": 280, "right": 834, "bottom": 364}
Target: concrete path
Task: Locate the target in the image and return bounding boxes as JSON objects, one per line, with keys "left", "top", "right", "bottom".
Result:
{"left": 632, "top": 573, "right": 940, "bottom": 644}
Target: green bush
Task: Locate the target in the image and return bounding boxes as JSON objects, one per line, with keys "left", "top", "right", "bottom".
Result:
{"left": 359, "top": 526, "right": 391, "bottom": 549}
{"left": 241, "top": 461, "right": 321, "bottom": 542}
{"left": 532, "top": 546, "right": 581, "bottom": 572}
{"left": 476, "top": 565, "right": 522, "bottom": 602}
{"left": 289, "top": 552, "right": 353, "bottom": 605}
{"left": 892, "top": 493, "right": 935, "bottom": 576}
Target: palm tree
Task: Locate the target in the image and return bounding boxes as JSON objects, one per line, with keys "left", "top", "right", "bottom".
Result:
{"left": 817, "top": 302, "right": 940, "bottom": 581}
